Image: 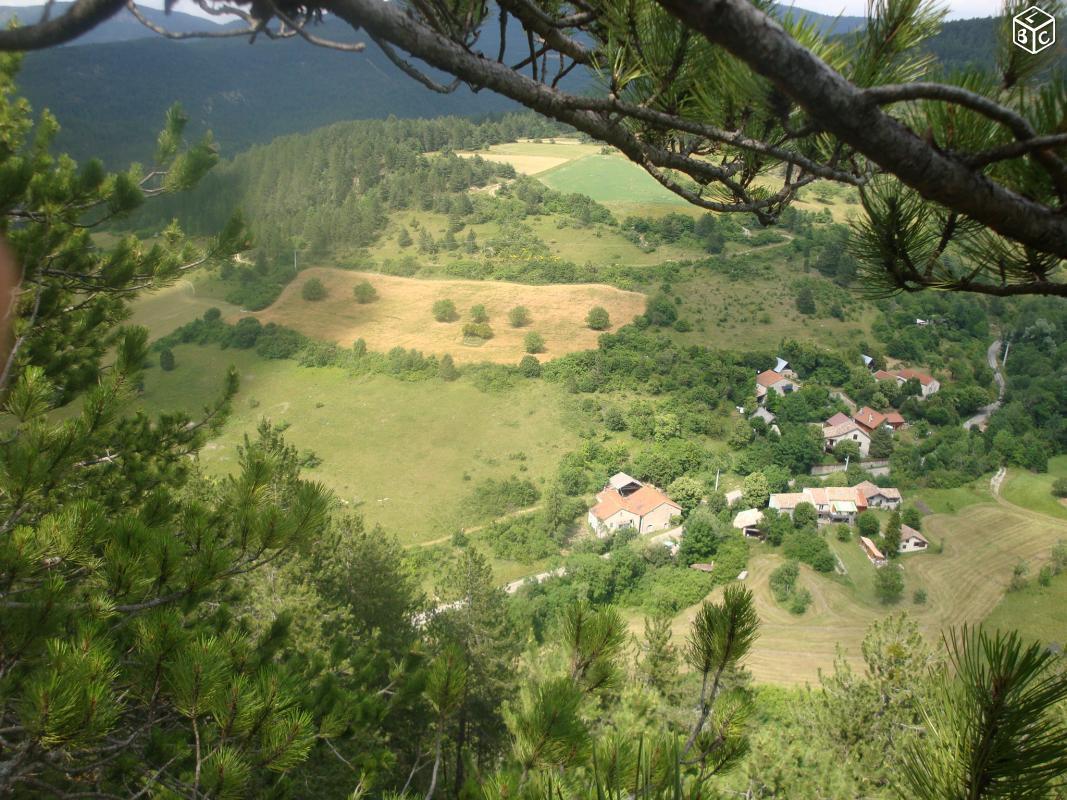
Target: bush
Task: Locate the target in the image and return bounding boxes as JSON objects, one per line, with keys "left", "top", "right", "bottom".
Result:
{"left": 508, "top": 306, "right": 531, "bottom": 327}
{"left": 159, "top": 348, "right": 175, "bottom": 371}
{"left": 1052, "top": 477, "right": 1067, "bottom": 498}
{"left": 782, "top": 531, "right": 835, "bottom": 572}
{"left": 1010, "top": 559, "right": 1029, "bottom": 592}
{"left": 203, "top": 307, "right": 221, "bottom": 322}
{"left": 1038, "top": 565, "right": 1053, "bottom": 587}
{"left": 586, "top": 306, "right": 611, "bottom": 330}
{"left": 789, "top": 588, "right": 813, "bottom": 614}
{"left": 470, "top": 304, "right": 489, "bottom": 323}
{"left": 353, "top": 280, "right": 378, "bottom": 303}
{"left": 301, "top": 277, "right": 327, "bottom": 301}
{"left": 432, "top": 299, "right": 458, "bottom": 322}
{"left": 769, "top": 560, "right": 799, "bottom": 603}
{"left": 518, "top": 355, "right": 541, "bottom": 378}
{"left": 462, "top": 477, "right": 540, "bottom": 525}
{"left": 856, "top": 511, "right": 880, "bottom": 539}
{"left": 835, "top": 524, "right": 852, "bottom": 542}
{"left": 913, "top": 588, "right": 927, "bottom": 604}
{"left": 524, "top": 331, "right": 545, "bottom": 354}
{"left": 795, "top": 286, "right": 816, "bottom": 315}
{"left": 463, "top": 322, "right": 494, "bottom": 340}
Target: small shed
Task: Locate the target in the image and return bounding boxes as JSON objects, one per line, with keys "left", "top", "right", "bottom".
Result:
{"left": 607, "top": 472, "right": 643, "bottom": 497}
{"left": 860, "top": 536, "right": 887, "bottom": 567}
{"left": 724, "top": 489, "right": 743, "bottom": 507}
{"left": 690, "top": 562, "right": 715, "bottom": 573}
{"left": 732, "top": 508, "right": 764, "bottom": 538}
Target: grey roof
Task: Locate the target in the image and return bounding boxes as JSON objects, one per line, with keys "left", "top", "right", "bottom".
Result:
{"left": 608, "top": 472, "right": 642, "bottom": 491}
{"left": 750, "top": 406, "right": 777, "bottom": 424}
{"left": 862, "top": 354, "right": 874, "bottom": 367}
{"left": 774, "top": 357, "right": 790, "bottom": 373}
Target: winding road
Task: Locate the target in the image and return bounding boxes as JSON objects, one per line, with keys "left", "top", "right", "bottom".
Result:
{"left": 963, "top": 338, "right": 1007, "bottom": 431}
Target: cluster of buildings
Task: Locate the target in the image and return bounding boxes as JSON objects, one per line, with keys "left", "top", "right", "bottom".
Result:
{"left": 873, "top": 368, "right": 940, "bottom": 398}
{"left": 729, "top": 481, "right": 902, "bottom": 534}
{"left": 586, "top": 472, "right": 681, "bottom": 537}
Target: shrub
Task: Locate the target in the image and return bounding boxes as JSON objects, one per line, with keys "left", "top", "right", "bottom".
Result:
{"left": 432, "top": 299, "right": 458, "bottom": 322}
{"left": 353, "top": 280, "right": 378, "bottom": 303}
{"left": 518, "top": 355, "right": 541, "bottom": 378}
{"left": 913, "top": 588, "right": 927, "bottom": 604}
{"left": 1038, "top": 565, "right": 1053, "bottom": 587}
{"left": 203, "top": 307, "right": 221, "bottom": 322}
{"left": 769, "top": 560, "right": 799, "bottom": 603}
{"left": 793, "top": 502, "right": 818, "bottom": 530}
{"left": 1052, "top": 477, "right": 1067, "bottom": 498}
{"left": 673, "top": 319, "right": 692, "bottom": 333}
{"left": 524, "top": 331, "right": 545, "bottom": 354}
{"left": 835, "top": 524, "right": 852, "bottom": 542}
{"left": 1010, "top": 559, "right": 1029, "bottom": 592}
{"left": 469, "top": 304, "right": 489, "bottom": 324}
{"left": 856, "top": 511, "right": 880, "bottom": 539}
{"left": 301, "top": 277, "right": 327, "bottom": 301}
{"left": 508, "top": 306, "right": 531, "bottom": 327}
{"left": 789, "top": 588, "right": 813, "bottom": 614}
{"left": 439, "top": 354, "right": 458, "bottom": 381}
{"left": 159, "top": 348, "right": 175, "bottom": 371}
{"left": 463, "top": 322, "right": 494, "bottom": 340}
{"left": 586, "top": 306, "right": 611, "bottom": 330}
{"left": 795, "top": 286, "right": 816, "bottom": 315}
{"left": 782, "top": 531, "right": 835, "bottom": 572}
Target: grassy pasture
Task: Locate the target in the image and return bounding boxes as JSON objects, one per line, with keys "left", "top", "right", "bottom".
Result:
{"left": 984, "top": 568, "right": 1067, "bottom": 647}
{"left": 238, "top": 267, "right": 646, "bottom": 364}
{"left": 139, "top": 345, "right": 579, "bottom": 545}
{"left": 664, "top": 251, "right": 879, "bottom": 351}
{"left": 636, "top": 500, "right": 1067, "bottom": 686}
{"left": 1001, "top": 458, "right": 1067, "bottom": 521}
{"left": 127, "top": 280, "right": 240, "bottom": 343}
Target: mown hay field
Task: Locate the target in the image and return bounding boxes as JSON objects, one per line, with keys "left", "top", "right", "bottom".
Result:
{"left": 457, "top": 139, "right": 602, "bottom": 175}
{"left": 642, "top": 499, "right": 1067, "bottom": 686}
{"left": 237, "top": 268, "right": 646, "bottom": 364}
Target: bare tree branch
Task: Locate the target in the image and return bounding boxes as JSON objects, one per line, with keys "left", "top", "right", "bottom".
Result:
{"left": 0, "top": 0, "right": 125, "bottom": 49}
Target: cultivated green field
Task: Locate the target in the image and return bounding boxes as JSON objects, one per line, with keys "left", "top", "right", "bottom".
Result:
{"left": 139, "top": 344, "right": 581, "bottom": 545}
{"left": 539, "top": 154, "right": 690, "bottom": 207}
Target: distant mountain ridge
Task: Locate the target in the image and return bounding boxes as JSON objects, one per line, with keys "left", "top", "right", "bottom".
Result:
{"left": 0, "top": 3, "right": 242, "bottom": 44}
{"left": 6, "top": 6, "right": 1025, "bottom": 167}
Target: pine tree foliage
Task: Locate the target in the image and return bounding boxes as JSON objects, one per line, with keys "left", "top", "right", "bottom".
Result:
{"left": 0, "top": 57, "right": 334, "bottom": 797}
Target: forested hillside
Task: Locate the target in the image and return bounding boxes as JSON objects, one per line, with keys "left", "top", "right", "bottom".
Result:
{"left": 14, "top": 11, "right": 1041, "bottom": 166}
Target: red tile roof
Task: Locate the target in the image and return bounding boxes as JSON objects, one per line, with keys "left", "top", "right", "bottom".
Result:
{"left": 590, "top": 485, "right": 680, "bottom": 521}
{"left": 756, "top": 369, "right": 786, "bottom": 388}
{"left": 826, "top": 412, "right": 851, "bottom": 427}
{"left": 854, "top": 406, "right": 887, "bottom": 431}
{"left": 885, "top": 411, "right": 906, "bottom": 426}
{"left": 896, "top": 368, "right": 936, "bottom": 386}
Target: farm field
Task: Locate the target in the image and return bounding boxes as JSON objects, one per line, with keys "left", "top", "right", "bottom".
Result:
{"left": 1000, "top": 457, "right": 1067, "bottom": 521}
{"left": 238, "top": 267, "right": 646, "bottom": 363}
{"left": 984, "top": 568, "right": 1067, "bottom": 646}
{"left": 139, "top": 344, "right": 581, "bottom": 545}
{"left": 457, "top": 138, "right": 601, "bottom": 175}
{"left": 539, "top": 154, "right": 689, "bottom": 207}
{"left": 642, "top": 499, "right": 1067, "bottom": 686}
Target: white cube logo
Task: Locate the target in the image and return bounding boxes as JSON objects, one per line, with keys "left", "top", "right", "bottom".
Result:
{"left": 1013, "top": 6, "right": 1056, "bottom": 53}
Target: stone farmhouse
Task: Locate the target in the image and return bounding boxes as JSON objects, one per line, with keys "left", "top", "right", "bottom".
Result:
{"left": 731, "top": 508, "right": 764, "bottom": 538}
{"left": 587, "top": 472, "right": 681, "bottom": 537}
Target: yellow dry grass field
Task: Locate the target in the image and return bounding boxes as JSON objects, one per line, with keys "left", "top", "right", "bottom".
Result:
{"left": 457, "top": 140, "right": 602, "bottom": 175}
{"left": 650, "top": 498, "right": 1067, "bottom": 687}
{"left": 238, "top": 267, "right": 646, "bottom": 363}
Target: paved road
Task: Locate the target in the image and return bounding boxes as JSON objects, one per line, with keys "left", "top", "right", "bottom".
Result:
{"left": 963, "top": 339, "right": 1006, "bottom": 431}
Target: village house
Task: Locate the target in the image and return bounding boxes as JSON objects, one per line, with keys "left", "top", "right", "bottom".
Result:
{"left": 587, "top": 474, "right": 681, "bottom": 537}
{"left": 825, "top": 411, "right": 851, "bottom": 427}
{"left": 899, "top": 525, "right": 929, "bottom": 553}
{"left": 732, "top": 508, "right": 764, "bottom": 538}
{"left": 884, "top": 411, "right": 907, "bottom": 430}
{"left": 853, "top": 406, "right": 889, "bottom": 434}
{"left": 769, "top": 482, "right": 904, "bottom": 525}
{"left": 755, "top": 369, "right": 799, "bottom": 404}
{"left": 874, "top": 368, "right": 941, "bottom": 398}
{"left": 860, "top": 536, "right": 888, "bottom": 566}
{"left": 724, "top": 489, "right": 743, "bottom": 507}
{"left": 853, "top": 480, "right": 902, "bottom": 509}
{"left": 822, "top": 419, "right": 872, "bottom": 457}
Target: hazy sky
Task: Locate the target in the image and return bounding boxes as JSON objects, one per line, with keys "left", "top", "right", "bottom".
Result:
{"left": 2, "top": 0, "right": 1009, "bottom": 21}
